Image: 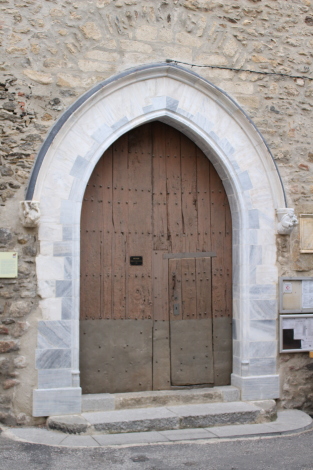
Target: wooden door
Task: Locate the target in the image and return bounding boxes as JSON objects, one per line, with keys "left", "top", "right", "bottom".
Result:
{"left": 80, "top": 121, "right": 232, "bottom": 394}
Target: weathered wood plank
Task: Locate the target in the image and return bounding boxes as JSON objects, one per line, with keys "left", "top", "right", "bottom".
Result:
{"left": 181, "top": 258, "right": 196, "bottom": 319}
{"left": 163, "top": 251, "right": 216, "bottom": 259}
{"left": 112, "top": 133, "right": 128, "bottom": 319}
{"left": 80, "top": 159, "right": 103, "bottom": 320}
{"left": 181, "top": 134, "right": 197, "bottom": 252}
{"left": 165, "top": 125, "right": 183, "bottom": 253}
{"left": 168, "top": 258, "right": 182, "bottom": 321}
{"left": 153, "top": 251, "right": 168, "bottom": 321}
{"left": 127, "top": 124, "right": 153, "bottom": 319}
{"left": 152, "top": 122, "right": 168, "bottom": 251}
{"left": 196, "top": 148, "right": 211, "bottom": 252}
{"left": 100, "top": 148, "right": 113, "bottom": 319}
{"left": 196, "top": 257, "right": 212, "bottom": 320}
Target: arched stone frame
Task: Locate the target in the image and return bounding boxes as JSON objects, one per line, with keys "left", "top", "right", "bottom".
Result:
{"left": 29, "top": 63, "right": 286, "bottom": 417}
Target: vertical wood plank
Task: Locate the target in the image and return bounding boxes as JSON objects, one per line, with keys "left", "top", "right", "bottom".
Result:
{"left": 100, "top": 148, "right": 113, "bottom": 319}
{"left": 165, "top": 126, "right": 183, "bottom": 253}
{"left": 112, "top": 133, "right": 129, "bottom": 319}
{"left": 196, "top": 257, "right": 212, "bottom": 321}
{"left": 80, "top": 159, "right": 103, "bottom": 320}
{"left": 181, "top": 258, "right": 196, "bottom": 319}
{"left": 127, "top": 124, "right": 153, "bottom": 319}
{"left": 225, "top": 192, "right": 232, "bottom": 319}
{"left": 210, "top": 164, "right": 227, "bottom": 317}
{"left": 210, "top": 164, "right": 232, "bottom": 385}
{"left": 152, "top": 250, "right": 170, "bottom": 390}
{"left": 152, "top": 251, "right": 168, "bottom": 321}
{"left": 196, "top": 148, "right": 211, "bottom": 252}
{"left": 168, "top": 258, "right": 182, "bottom": 321}
{"left": 152, "top": 122, "right": 168, "bottom": 251}
{"left": 181, "top": 134, "right": 197, "bottom": 252}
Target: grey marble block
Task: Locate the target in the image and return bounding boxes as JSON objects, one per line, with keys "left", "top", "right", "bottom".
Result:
{"left": 53, "top": 241, "right": 72, "bottom": 257}
{"left": 249, "top": 341, "right": 277, "bottom": 358}
{"left": 33, "top": 387, "right": 81, "bottom": 417}
{"left": 249, "top": 320, "right": 276, "bottom": 341}
{"left": 63, "top": 226, "right": 72, "bottom": 241}
{"left": 250, "top": 245, "right": 262, "bottom": 266}
{"left": 232, "top": 374, "right": 279, "bottom": 401}
{"left": 92, "top": 123, "right": 112, "bottom": 143}
{"left": 232, "top": 356, "right": 241, "bottom": 375}
{"left": 64, "top": 257, "right": 72, "bottom": 280}
{"left": 143, "top": 104, "right": 154, "bottom": 114}
{"left": 249, "top": 284, "right": 276, "bottom": 299}
{"left": 38, "top": 369, "right": 72, "bottom": 389}
{"left": 83, "top": 142, "right": 100, "bottom": 162}
{"left": 56, "top": 280, "right": 72, "bottom": 298}
{"left": 249, "top": 358, "right": 276, "bottom": 376}
{"left": 249, "top": 209, "right": 260, "bottom": 229}
{"left": 219, "top": 137, "right": 234, "bottom": 156}
{"left": 62, "top": 297, "right": 72, "bottom": 320}
{"left": 36, "top": 348, "right": 71, "bottom": 369}
{"left": 166, "top": 96, "right": 179, "bottom": 112}
{"left": 250, "top": 299, "right": 277, "bottom": 320}
{"left": 230, "top": 160, "right": 240, "bottom": 172}
{"left": 70, "top": 155, "right": 89, "bottom": 179}
{"left": 111, "top": 116, "right": 128, "bottom": 131}
{"left": 249, "top": 229, "right": 258, "bottom": 245}
{"left": 60, "top": 200, "right": 75, "bottom": 225}
{"left": 38, "top": 321, "right": 71, "bottom": 349}
{"left": 192, "top": 114, "right": 213, "bottom": 134}
{"left": 238, "top": 171, "right": 253, "bottom": 191}
{"left": 176, "top": 107, "right": 194, "bottom": 120}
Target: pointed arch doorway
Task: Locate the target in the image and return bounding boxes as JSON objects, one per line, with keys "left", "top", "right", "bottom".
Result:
{"left": 80, "top": 121, "right": 232, "bottom": 394}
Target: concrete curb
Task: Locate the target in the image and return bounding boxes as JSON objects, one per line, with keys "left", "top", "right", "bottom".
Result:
{"left": 1, "top": 410, "right": 312, "bottom": 448}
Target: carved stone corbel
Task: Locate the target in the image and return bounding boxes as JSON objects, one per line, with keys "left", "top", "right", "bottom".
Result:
{"left": 19, "top": 201, "right": 40, "bottom": 228}
{"left": 276, "top": 208, "right": 298, "bottom": 235}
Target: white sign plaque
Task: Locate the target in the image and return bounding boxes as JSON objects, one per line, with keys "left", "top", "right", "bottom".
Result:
{"left": 0, "top": 252, "right": 18, "bottom": 278}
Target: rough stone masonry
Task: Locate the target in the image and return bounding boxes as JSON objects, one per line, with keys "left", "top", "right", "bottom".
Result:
{"left": 0, "top": 0, "right": 313, "bottom": 425}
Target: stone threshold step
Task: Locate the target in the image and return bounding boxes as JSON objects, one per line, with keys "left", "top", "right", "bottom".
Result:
{"left": 82, "top": 386, "right": 240, "bottom": 412}
{"left": 47, "top": 400, "right": 276, "bottom": 435}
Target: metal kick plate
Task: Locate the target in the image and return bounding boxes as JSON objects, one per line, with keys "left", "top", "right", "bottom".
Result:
{"left": 80, "top": 319, "right": 153, "bottom": 394}
{"left": 170, "top": 319, "right": 214, "bottom": 386}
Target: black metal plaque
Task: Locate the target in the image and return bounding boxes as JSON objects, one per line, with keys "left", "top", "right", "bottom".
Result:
{"left": 130, "top": 256, "right": 143, "bottom": 266}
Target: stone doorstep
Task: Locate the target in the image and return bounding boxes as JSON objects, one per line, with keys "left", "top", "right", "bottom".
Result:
{"left": 47, "top": 400, "right": 277, "bottom": 435}
{"left": 81, "top": 386, "right": 241, "bottom": 412}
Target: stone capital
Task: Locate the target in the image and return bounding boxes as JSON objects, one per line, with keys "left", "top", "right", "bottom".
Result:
{"left": 19, "top": 201, "right": 40, "bottom": 228}
{"left": 276, "top": 208, "right": 298, "bottom": 235}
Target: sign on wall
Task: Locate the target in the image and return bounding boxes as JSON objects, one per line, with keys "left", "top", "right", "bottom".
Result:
{"left": 280, "top": 277, "right": 313, "bottom": 313}
{"left": 300, "top": 214, "right": 313, "bottom": 253}
{"left": 0, "top": 252, "right": 18, "bottom": 278}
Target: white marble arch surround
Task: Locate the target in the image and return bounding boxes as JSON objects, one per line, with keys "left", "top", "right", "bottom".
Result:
{"left": 31, "top": 63, "right": 285, "bottom": 417}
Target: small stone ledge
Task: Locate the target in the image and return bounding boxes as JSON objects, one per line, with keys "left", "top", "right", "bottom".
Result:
{"left": 47, "top": 415, "right": 90, "bottom": 435}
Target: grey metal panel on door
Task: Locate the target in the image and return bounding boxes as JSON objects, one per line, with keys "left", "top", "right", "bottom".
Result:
{"left": 170, "top": 319, "right": 214, "bottom": 386}
{"left": 80, "top": 319, "right": 153, "bottom": 394}
{"left": 213, "top": 316, "right": 232, "bottom": 386}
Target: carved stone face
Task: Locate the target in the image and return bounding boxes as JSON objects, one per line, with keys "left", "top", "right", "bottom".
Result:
{"left": 19, "top": 201, "right": 40, "bottom": 228}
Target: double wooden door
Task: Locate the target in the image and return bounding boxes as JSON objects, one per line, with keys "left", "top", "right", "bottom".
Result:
{"left": 80, "top": 122, "right": 232, "bottom": 394}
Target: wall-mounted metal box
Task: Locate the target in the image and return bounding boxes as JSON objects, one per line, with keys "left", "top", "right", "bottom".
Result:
{"left": 280, "top": 314, "right": 313, "bottom": 353}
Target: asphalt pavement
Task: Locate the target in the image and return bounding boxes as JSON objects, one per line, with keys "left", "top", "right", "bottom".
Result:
{"left": 1, "top": 425, "right": 313, "bottom": 470}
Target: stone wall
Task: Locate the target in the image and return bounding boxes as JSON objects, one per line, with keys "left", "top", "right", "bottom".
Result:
{"left": 0, "top": 0, "right": 313, "bottom": 423}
